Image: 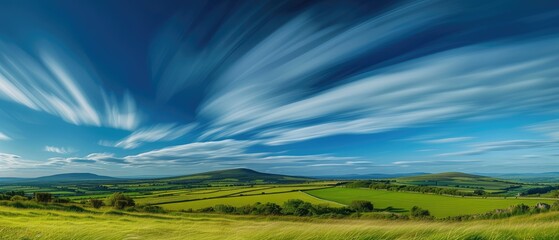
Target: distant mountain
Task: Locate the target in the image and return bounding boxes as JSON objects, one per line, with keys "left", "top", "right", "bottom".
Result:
{"left": 313, "top": 172, "right": 428, "bottom": 180}
{"left": 160, "top": 168, "right": 312, "bottom": 184}
{"left": 32, "top": 173, "right": 118, "bottom": 182}
{"left": 399, "top": 172, "right": 488, "bottom": 181}
{"left": 0, "top": 177, "right": 25, "bottom": 183}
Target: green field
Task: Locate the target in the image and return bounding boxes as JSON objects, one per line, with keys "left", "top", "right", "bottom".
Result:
{"left": 159, "top": 191, "right": 341, "bottom": 210}
{"left": 396, "top": 172, "right": 524, "bottom": 191}
{"left": 307, "top": 187, "right": 555, "bottom": 217}
{"left": 2, "top": 206, "right": 559, "bottom": 239}
{"left": 134, "top": 186, "right": 267, "bottom": 205}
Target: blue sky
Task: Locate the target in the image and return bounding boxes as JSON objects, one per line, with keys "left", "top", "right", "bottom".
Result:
{"left": 0, "top": 0, "right": 558, "bottom": 177}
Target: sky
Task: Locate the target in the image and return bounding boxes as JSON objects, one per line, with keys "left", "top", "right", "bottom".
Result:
{"left": 0, "top": 0, "right": 558, "bottom": 177}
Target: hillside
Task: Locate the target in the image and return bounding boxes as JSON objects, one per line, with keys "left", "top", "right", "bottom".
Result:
{"left": 396, "top": 172, "right": 520, "bottom": 190}
{"left": 491, "top": 172, "right": 559, "bottom": 183}
{"left": 314, "top": 172, "right": 427, "bottom": 180}
{"left": 33, "top": 173, "right": 118, "bottom": 182}
{"left": 399, "top": 172, "right": 490, "bottom": 181}
{"left": 159, "top": 168, "right": 312, "bottom": 185}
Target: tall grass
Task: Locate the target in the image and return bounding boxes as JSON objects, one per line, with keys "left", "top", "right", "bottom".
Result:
{"left": 1, "top": 206, "right": 559, "bottom": 239}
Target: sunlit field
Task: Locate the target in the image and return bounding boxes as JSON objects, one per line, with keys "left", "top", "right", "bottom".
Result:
{"left": 308, "top": 187, "right": 556, "bottom": 217}
{"left": 2, "top": 206, "right": 559, "bottom": 240}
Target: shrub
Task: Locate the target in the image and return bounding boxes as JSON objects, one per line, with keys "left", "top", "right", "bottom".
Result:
{"left": 509, "top": 204, "right": 529, "bottom": 215}
{"left": 10, "top": 195, "right": 28, "bottom": 201}
{"left": 90, "top": 199, "right": 104, "bottom": 209}
{"left": 473, "top": 189, "right": 485, "bottom": 196}
{"left": 65, "top": 205, "right": 86, "bottom": 212}
{"left": 349, "top": 200, "right": 374, "bottom": 212}
{"left": 115, "top": 200, "right": 129, "bottom": 210}
{"left": 34, "top": 192, "right": 52, "bottom": 203}
{"left": 138, "top": 205, "right": 166, "bottom": 214}
{"left": 410, "top": 206, "right": 431, "bottom": 218}
{"left": 255, "top": 202, "right": 282, "bottom": 215}
{"left": 51, "top": 198, "right": 71, "bottom": 204}
{"left": 105, "top": 192, "right": 135, "bottom": 209}
{"left": 214, "top": 204, "right": 236, "bottom": 214}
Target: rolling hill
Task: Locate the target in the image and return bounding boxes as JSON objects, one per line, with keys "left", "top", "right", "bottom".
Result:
{"left": 396, "top": 172, "right": 521, "bottom": 190}
{"left": 159, "top": 168, "right": 313, "bottom": 185}
{"left": 0, "top": 173, "right": 118, "bottom": 184}
{"left": 33, "top": 173, "right": 118, "bottom": 182}
{"left": 314, "top": 172, "right": 428, "bottom": 180}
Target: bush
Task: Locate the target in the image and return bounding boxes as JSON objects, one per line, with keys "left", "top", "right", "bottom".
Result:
{"left": 105, "top": 192, "right": 135, "bottom": 209}
{"left": 138, "top": 205, "right": 166, "bottom": 214}
{"left": 214, "top": 204, "right": 236, "bottom": 214}
{"left": 509, "top": 204, "right": 529, "bottom": 215}
{"left": 410, "top": 206, "right": 431, "bottom": 218}
{"left": 10, "top": 195, "right": 28, "bottom": 201}
{"left": 349, "top": 200, "right": 374, "bottom": 212}
{"left": 473, "top": 189, "right": 485, "bottom": 196}
{"left": 115, "top": 200, "right": 129, "bottom": 210}
{"left": 90, "top": 199, "right": 104, "bottom": 209}
{"left": 51, "top": 198, "right": 71, "bottom": 204}
{"left": 65, "top": 205, "right": 86, "bottom": 212}
{"left": 34, "top": 192, "right": 52, "bottom": 203}
{"left": 280, "top": 199, "right": 316, "bottom": 216}
{"left": 255, "top": 202, "right": 282, "bottom": 215}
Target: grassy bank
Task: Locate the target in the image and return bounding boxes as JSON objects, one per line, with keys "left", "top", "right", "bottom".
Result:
{"left": 2, "top": 206, "right": 559, "bottom": 239}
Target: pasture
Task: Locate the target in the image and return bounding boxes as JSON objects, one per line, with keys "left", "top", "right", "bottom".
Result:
{"left": 159, "top": 191, "right": 341, "bottom": 210}
{"left": 2, "top": 206, "right": 559, "bottom": 239}
{"left": 307, "top": 187, "right": 555, "bottom": 217}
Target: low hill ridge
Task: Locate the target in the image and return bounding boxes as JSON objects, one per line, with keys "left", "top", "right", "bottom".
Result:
{"left": 160, "top": 168, "right": 312, "bottom": 184}
{"left": 34, "top": 173, "right": 117, "bottom": 182}
{"left": 401, "top": 172, "right": 488, "bottom": 181}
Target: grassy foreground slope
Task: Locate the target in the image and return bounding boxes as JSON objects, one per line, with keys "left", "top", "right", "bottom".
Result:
{"left": 307, "top": 188, "right": 554, "bottom": 217}
{"left": 2, "top": 206, "right": 559, "bottom": 239}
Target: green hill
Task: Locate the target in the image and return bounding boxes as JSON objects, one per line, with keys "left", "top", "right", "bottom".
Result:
{"left": 33, "top": 173, "right": 118, "bottom": 182}
{"left": 397, "top": 172, "right": 520, "bottom": 191}
{"left": 159, "top": 168, "right": 312, "bottom": 186}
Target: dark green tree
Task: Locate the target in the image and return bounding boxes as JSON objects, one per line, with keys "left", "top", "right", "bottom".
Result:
{"left": 349, "top": 200, "right": 374, "bottom": 212}
{"left": 410, "top": 206, "right": 431, "bottom": 218}
{"left": 34, "top": 192, "right": 52, "bottom": 203}
{"left": 105, "top": 192, "right": 135, "bottom": 209}
{"left": 90, "top": 199, "right": 104, "bottom": 209}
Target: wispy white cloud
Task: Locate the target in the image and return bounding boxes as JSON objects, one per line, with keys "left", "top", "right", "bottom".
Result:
{"left": 48, "top": 153, "right": 124, "bottom": 165}
{"left": 0, "top": 153, "right": 23, "bottom": 166}
{"left": 438, "top": 140, "right": 557, "bottom": 157}
{"left": 422, "top": 137, "right": 474, "bottom": 144}
{"left": 194, "top": 14, "right": 559, "bottom": 145}
{"left": 392, "top": 159, "right": 480, "bottom": 166}
{"left": 0, "top": 132, "right": 10, "bottom": 141}
{"left": 103, "top": 123, "right": 196, "bottom": 149}
{"left": 50, "top": 139, "right": 358, "bottom": 169}
{"left": 44, "top": 146, "right": 75, "bottom": 154}
{"left": 0, "top": 153, "right": 52, "bottom": 169}
{"left": 527, "top": 120, "right": 559, "bottom": 140}
{"left": 0, "top": 40, "right": 141, "bottom": 130}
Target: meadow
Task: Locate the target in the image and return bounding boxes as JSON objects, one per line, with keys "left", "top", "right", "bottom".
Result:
{"left": 159, "top": 191, "right": 341, "bottom": 210}
{"left": 307, "top": 187, "right": 555, "bottom": 217}
{"left": 2, "top": 205, "right": 559, "bottom": 240}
